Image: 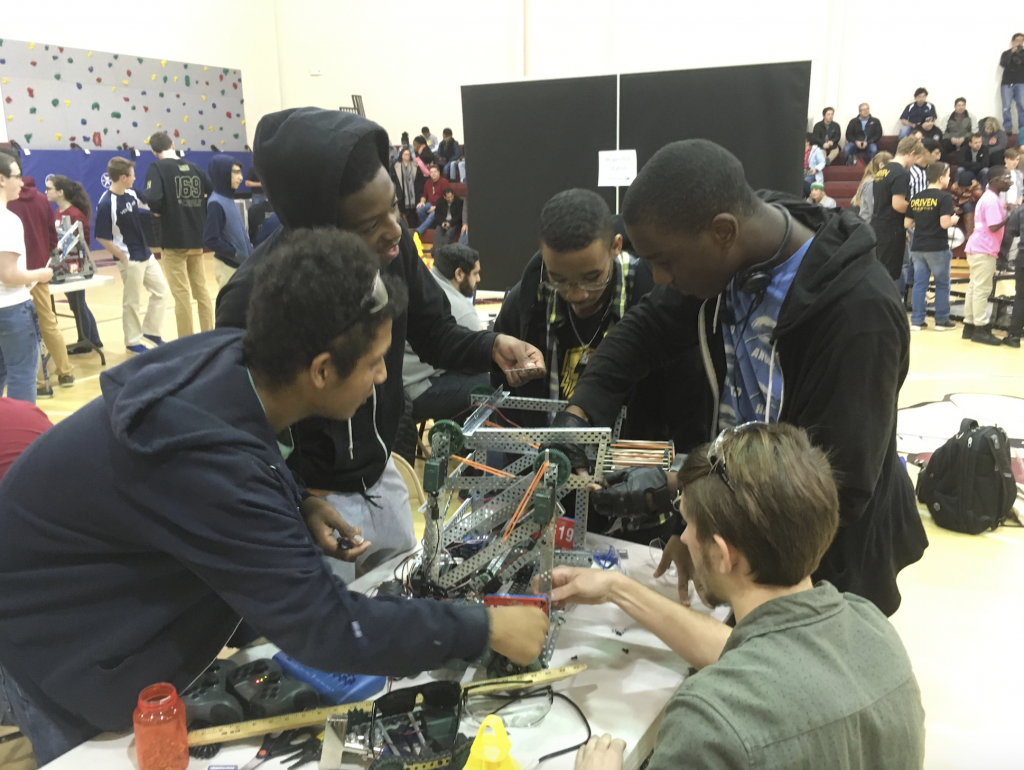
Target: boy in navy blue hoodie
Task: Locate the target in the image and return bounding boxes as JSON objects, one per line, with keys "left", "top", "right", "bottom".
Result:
{"left": 205, "top": 154, "right": 253, "bottom": 288}
{"left": 0, "top": 229, "right": 549, "bottom": 764}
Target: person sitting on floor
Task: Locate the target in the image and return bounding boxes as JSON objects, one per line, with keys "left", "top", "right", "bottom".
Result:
{"left": 433, "top": 187, "right": 464, "bottom": 247}
{"left": 0, "top": 229, "right": 549, "bottom": 765}
{"left": 560, "top": 422, "right": 926, "bottom": 770}
{"left": 806, "top": 182, "right": 836, "bottom": 208}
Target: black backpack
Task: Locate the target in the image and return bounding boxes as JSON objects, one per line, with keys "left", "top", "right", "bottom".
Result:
{"left": 916, "top": 419, "right": 1019, "bottom": 535}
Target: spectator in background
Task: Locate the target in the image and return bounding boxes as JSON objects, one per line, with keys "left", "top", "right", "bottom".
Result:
{"left": 0, "top": 148, "right": 74, "bottom": 398}
{"left": 917, "top": 116, "right": 943, "bottom": 147}
{"left": 96, "top": 157, "right": 169, "bottom": 355}
{"left": 1000, "top": 147, "right": 1023, "bottom": 219}
{"left": 145, "top": 131, "right": 214, "bottom": 339}
{"left": 244, "top": 165, "right": 264, "bottom": 205}
{"left": 392, "top": 147, "right": 424, "bottom": 225}
{"left": 804, "top": 134, "right": 827, "bottom": 195}
{"left": 459, "top": 197, "right": 469, "bottom": 245}
{"left": 416, "top": 163, "right": 451, "bottom": 237}
{"left": 898, "top": 88, "right": 937, "bottom": 139}
{"left": 437, "top": 128, "right": 462, "bottom": 180}
{"left": 996, "top": 189, "right": 1024, "bottom": 347}
{"left": 807, "top": 182, "right": 836, "bottom": 209}
{"left": 247, "top": 195, "right": 274, "bottom": 246}
{"left": 958, "top": 133, "right": 992, "bottom": 188}
{"left": 844, "top": 103, "right": 883, "bottom": 165}
{"left": 1000, "top": 34, "right": 1024, "bottom": 132}
{"left": 398, "top": 131, "right": 412, "bottom": 159}
{"left": 962, "top": 165, "right": 1012, "bottom": 345}
{"left": 981, "top": 117, "right": 1008, "bottom": 166}
{"left": 457, "top": 152, "right": 467, "bottom": 184}
{"left": 433, "top": 188, "right": 464, "bottom": 247}
{"left": 412, "top": 136, "right": 434, "bottom": 175}
{"left": 909, "top": 144, "right": 932, "bottom": 199}
{"left": 874, "top": 137, "right": 924, "bottom": 282}
{"left": 44, "top": 175, "right": 103, "bottom": 354}
{"left": 905, "top": 162, "right": 958, "bottom": 332}
{"left": 398, "top": 243, "right": 488, "bottom": 463}
{"left": 812, "top": 107, "right": 842, "bottom": 162}
{"left": 205, "top": 155, "right": 253, "bottom": 288}
{"left": 0, "top": 152, "right": 52, "bottom": 404}
{"left": 942, "top": 98, "right": 975, "bottom": 158}
{"left": 421, "top": 126, "right": 439, "bottom": 153}
{"left": 0, "top": 397, "right": 52, "bottom": 480}
{"left": 851, "top": 152, "right": 893, "bottom": 224}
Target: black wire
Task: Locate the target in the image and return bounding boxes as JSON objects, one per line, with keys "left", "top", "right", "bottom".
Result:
{"left": 537, "top": 692, "right": 592, "bottom": 764}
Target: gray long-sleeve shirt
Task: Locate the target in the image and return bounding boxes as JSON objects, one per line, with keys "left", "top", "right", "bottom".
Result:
{"left": 647, "top": 582, "right": 925, "bottom": 770}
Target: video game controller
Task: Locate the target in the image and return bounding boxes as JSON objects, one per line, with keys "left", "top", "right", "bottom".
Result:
{"left": 227, "top": 658, "right": 321, "bottom": 718}
{"left": 181, "top": 659, "right": 245, "bottom": 728}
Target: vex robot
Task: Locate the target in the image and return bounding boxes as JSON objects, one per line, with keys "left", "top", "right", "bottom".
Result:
{"left": 48, "top": 214, "right": 97, "bottom": 283}
{"left": 407, "top": 387, "right": 673, "bottom": 676}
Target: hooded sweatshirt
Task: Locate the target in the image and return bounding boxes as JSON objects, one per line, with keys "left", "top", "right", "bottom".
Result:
{"left": 7, "top": 176, "right": 58, "bottom": 270}
{"left": 144, "top": 155, "right": 212, "bottom": 249}
{"left": 204, "top": 154, "right": 253, "bottom": 268}
{"left": 0, "top": 330, "right": 489, "bottom": 734}
{"left": 569, "top": 193, "right": 928, "bottom": 617}
{"left": 216, "top": 108, "right": 495, "bottom": 493}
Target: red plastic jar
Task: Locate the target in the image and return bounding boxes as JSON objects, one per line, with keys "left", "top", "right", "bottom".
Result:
{"left": 132, "top": 682, "right": 189, "bottom": 770}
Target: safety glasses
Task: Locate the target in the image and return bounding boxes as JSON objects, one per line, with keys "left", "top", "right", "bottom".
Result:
{"left": 707, "top": 421, "right": 772, "bottom": 493}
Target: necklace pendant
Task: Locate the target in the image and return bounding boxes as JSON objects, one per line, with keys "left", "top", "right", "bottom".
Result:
{"left": 579, "top": 349, "right": 591, "bottom": 365}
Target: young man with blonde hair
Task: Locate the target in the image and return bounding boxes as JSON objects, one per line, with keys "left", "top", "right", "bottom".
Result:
{"left": 145, "top": 131, "right": 214, "bottom": 339}
{"left": 873, "top": 136, "right": 925, "bottom": 282}
{"left": 95, "top": 157, "right": 169, "bottom": 354}
{"left": 556, "top": 423, "right": 926, "bottom": 770}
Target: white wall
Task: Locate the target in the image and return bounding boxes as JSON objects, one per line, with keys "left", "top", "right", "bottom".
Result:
{"left": 0, "top": 0, "right": 282, "bottom": 147}
{"left": 4, "top": 0, "right": 1017, "bottom": 150}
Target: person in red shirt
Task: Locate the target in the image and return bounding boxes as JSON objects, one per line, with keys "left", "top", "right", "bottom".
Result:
{"left": 415, "top": 163, "right": 451, "bottom": 237}
{"left": 0, "top": 148, "right": 74, "bottom": 398}
{"left": 45, "top": 175, "right": 103, "bottom": 354}
{"left": 0, "top": 397, "right": 52, "bottom": 480}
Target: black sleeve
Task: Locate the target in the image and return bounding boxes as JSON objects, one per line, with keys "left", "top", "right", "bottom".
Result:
{"left": 811, "top": 122, "right": 825, "bottom": 146}
{"left": 569, "top": 287, "right": 702, "bottom": 427}
{"left": 892, "top": 170, "right": 910, "bottom": 198}
{"left": 866, "top": 120, "right": 883, "bottom": 145}
{"left": 402, "top": 230, "right": 496, "bottom": 371}
{"left": 1002, "top": 50, "right": 1011, "bottom": 68}
{"left": 940, "top": 194, "right": 955, "bottom": 218}
{"left": 216, "top": 229, "right": 281, "bottom": 329}
{"left": 144, "top": 165, "right": 165, "bottom": 214}
{"left": 490, "top": 284, "right": 523, "bottom": 388}
{"left": 845, "top": 118, "right": 859, "bottom": 144}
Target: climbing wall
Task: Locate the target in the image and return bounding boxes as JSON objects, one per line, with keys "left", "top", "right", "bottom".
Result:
{"left": 0, "top": 38, "right": 247, "bottom": 151}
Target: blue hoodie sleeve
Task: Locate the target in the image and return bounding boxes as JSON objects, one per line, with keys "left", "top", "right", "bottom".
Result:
{"left": 204, "top": 200, "right": 237, "bottom": 257}
{"left": 154, "top": 456, "right": 490, "bottom": 675}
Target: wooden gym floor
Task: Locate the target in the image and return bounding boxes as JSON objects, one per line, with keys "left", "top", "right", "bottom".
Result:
{"left": 1, "top": 257, "right": 1021, "bottom": 770}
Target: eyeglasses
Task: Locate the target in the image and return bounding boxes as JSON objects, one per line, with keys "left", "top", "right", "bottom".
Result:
{"left": 542, "top": 274, "right": 611, "bottom": 293}
{"left": 463, "top": 685, "right": 553, "bottom": 728}
{"left": 707, "top": 421, "right": 771, "bottom": 493}
{"left": 363, "top": 272, "right": 389, "bottom": 313}
{"left": 2, "top": 173, "right": 22, "bottom": 181}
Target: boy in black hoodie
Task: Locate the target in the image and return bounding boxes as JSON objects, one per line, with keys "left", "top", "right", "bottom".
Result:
{"left": 558, "top": 140, "right": 927, "bottom": 618}
{"left": 0, "top": 229, "right": 548, "bottom": 764}
{"left": 216, "top": 108, "right": 543, "bottom": 581}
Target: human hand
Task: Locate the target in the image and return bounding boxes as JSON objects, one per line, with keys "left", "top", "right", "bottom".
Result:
{"left": 951, "top": 214, "right": 960, "bottom": 225}
{"left": 857, "top": 141, "right": 866, "bottom": 149}
{"left": 429, "top": 206, "right": 435, "bottom": 214}
{"left": 35, "top": 267, "right": 54, "bottom": 283}
{"left": 589, "top": 467, "right": 670, "bottom": 520}
{"left": 488, "top": 606, "right": 550, "bottom": 665}
{"left": 542, "top": 566, "right": 621, "bottom": 608}
{"left": 989, "top": 137, "right": 998, "bottom": 145}
{"left": 300, "top": 495, "right": 371, "bottom": 561}
{"left": 575, "top": 734, "right": 626, "bottom": 770}
{"left": 653, "top": 534, "right": 697, "bottom": 606}
{"left": 492, "top": 334, "right": 546, "bottom": 386}
{"left": 461, "top": 224, "right": 468, "bottom": 234}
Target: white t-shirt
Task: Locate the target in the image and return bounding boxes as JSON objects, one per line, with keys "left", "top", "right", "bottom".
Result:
{"left": 0, "top": 207, "right": 31, "bottom": 308}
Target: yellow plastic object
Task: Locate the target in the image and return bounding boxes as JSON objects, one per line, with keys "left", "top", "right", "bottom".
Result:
{"left": 413, "top": 231, "right": 424, "bottom": 258}
{"left": 464, "top": 716, "right": 521, "bottom": 770}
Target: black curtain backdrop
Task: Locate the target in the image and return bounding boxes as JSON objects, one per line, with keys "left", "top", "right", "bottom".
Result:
{"left": 620, "top": 61, "right": 811, "bottom": 197}
{"left": 462, "top": 62, "right": 810, "bottom": 291}
{"left": 462, "top": 76, "right": 616, "bottom": 291}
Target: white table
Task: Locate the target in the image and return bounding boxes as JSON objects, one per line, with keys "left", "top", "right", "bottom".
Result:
{"left": 46, "top": 274, "right": 115, "bottom": 295}
{"left": 48, "top": 535, "right": 709, "bottom": 770}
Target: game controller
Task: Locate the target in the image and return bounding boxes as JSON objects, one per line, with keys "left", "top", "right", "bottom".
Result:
{"left": 227, "top": 658, "right": 321, "bottom": 718}
{"left": 181, "top": 659, "right": 245, "bottom": 728}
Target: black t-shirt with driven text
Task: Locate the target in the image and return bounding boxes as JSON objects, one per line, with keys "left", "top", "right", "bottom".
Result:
{"left": 907, "top": 189, "right": 954, "bottom": 252}
{"left": 873, "top": 162, "right": 911, "bottom": 224}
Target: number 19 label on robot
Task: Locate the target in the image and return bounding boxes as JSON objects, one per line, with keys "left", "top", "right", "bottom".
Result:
{"left": 555, "top": 517, "right": 575, "bottom": 549}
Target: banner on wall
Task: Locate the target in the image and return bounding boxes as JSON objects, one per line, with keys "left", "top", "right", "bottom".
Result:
{"left": 18, "top": 149, "right": 253, "bottom": 250}
{"left": 0, "top": 39, "right": 247, "bottom": 151}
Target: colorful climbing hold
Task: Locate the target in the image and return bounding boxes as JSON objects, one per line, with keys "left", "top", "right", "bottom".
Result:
{"left": 80, "top": 118, "right": 86, "bottom": 124}
{"left": 232, "top": 82, "right": 237, "bottom": 89}
{"left": 91, "top": 102, "right": 99, "bottom": 110}
{"left": 121, "top": 79, "right": 128, "bottom": 85}
{"left": 26, "top": 87, "right": 33, "bottom": 97}
{"left": 158, "top": 92, "right": 163, "bottom": 97}
{"left": 226, "top": 111, "right": 232, "bottom": 118}
{"left": 173, "top": 76, "right": 178, "bottom": 82}
{"left": 233, "top": 133, "right": 239, "bottom": 139}
{"left": 54, "top": 133, "right": 61, "bottom": 141}
{"left": 219, "top": 74, "right": 223, "bottom": 82}
{"left": 201, "top": 95, "right": 206, "bottom": 102}
{"left": 95, "top": 77, "right": 101, "bottom": 83}
{"left": 173, "top": 129, "right": 179, "bottom": 137}
{"left": 64, "top": 100, "right": 70, "bottom": 106}
{"left": 132, "top": 121, "right": 137, "bottom": 127}
{"left": 127, "top": 69, "right": 132, "bottom": 76}
{"left": 23, "top": 134, "right": 31, "bottom": 143}
{"left": 29, "top": 107, "right": 36, "bottom": 114}
{"left": 29, "top": 61, "right": 36, "bottom": 66}
{"left": 151, "top": 74, "right": 156, "bottom": 80}
{"left": 88, "top": 66, "right": 93, "bottom": 72}
{"left": 68, "top": 57, "right": 73, "bottom": 63}
{"left": 53, "top": 73, "right": 60, "bottom": 80}
{"left": 137, "top": 57, "right": 143, "bottom": 64}
{"left": 111, "top": 111, "right": 121, "bottom": 118}
{"left": 161, "top": 59, "right": 166, "bottom": 66}
{"left": 143, "top": 106, "right": 149, "bottom": 112}
{"left": 183, "top": 115, "right": 188, "bottom": 122}
{"left": 113, "top": 54, "right": 118, "bottom": 59}
{"left": 75, "top": 82, "right": 82, "bottom": 89}
{"left": 50, "top": 98, "right": 58, "bottom": 107}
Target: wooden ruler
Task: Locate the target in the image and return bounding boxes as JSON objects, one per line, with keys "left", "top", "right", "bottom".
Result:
{"left": 187, "top": 662, "right": 588, "bottom": 746}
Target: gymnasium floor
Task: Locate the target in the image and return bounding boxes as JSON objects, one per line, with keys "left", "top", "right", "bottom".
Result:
{"left": 3, "top": 258, "right": 1022, "bottom": 769}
